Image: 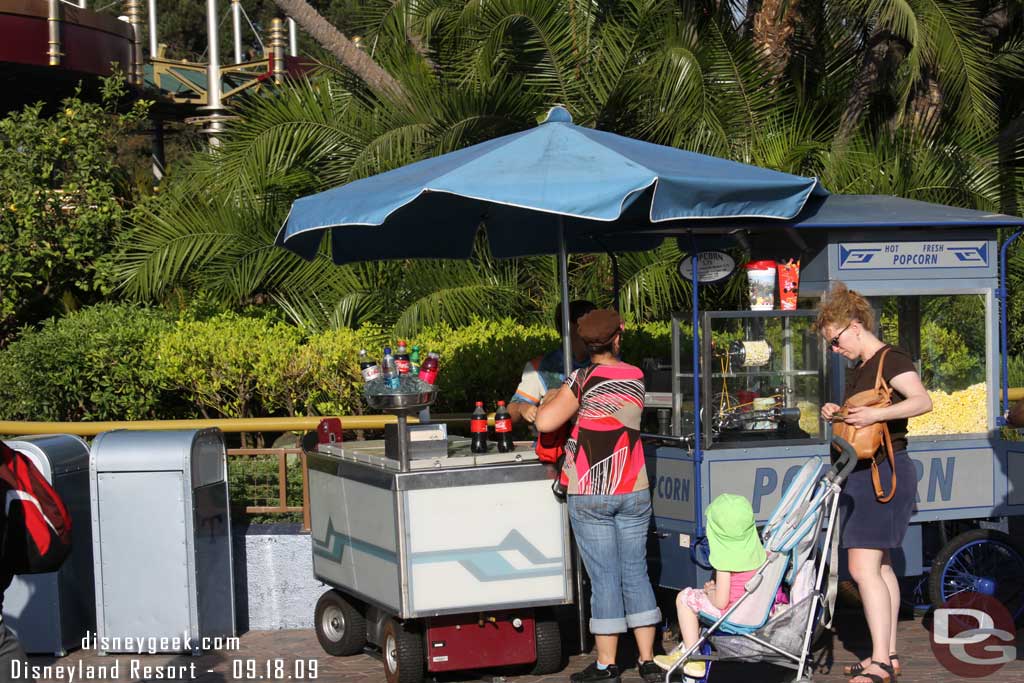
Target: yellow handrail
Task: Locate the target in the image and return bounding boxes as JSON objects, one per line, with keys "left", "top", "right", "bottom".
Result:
{"left": 0, "top": 415, "right": 420, "bottom": 436}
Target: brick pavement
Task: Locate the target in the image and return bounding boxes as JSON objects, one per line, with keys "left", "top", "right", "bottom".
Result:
{"left": 25, "top": 607, "right": 1024, "bottom": 682}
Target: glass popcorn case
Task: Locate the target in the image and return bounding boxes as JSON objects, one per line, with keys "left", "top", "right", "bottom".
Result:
{"left": 670, "top": 310, "right": 828, "bottom": 449}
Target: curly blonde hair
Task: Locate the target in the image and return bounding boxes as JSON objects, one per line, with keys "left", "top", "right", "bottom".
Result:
{"left": 815, "top": 282, "right": 874, "bottom": 334}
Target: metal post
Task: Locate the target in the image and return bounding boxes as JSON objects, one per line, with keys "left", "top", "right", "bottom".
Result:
{"left": 47, "top": 0, "right": 61, "bottom": 66}
{"left": 151, "top": 116, "right": 165, "bottom": 182}
{"left": 270, "top": 18, "right": 285, "bottom": 83}
{"left": 288, "top": 17, "right": 297, "bottom": 57}
{"left": 1000, "top": 230, "right": 1023, "bottom": 424}
{"left": 557, "top": 217, "right": 572, "bottom": 377}
{"left": 126, "top": 1, "right": 144, "bottom": 85}
{"left": 557, "top": 216, "right": 588, "bottom": 654}
{"left": 205, "top": 0, "right": 224, "bottom": 146}
{"left": 690, "top": 234, "right": 703, "bottom": 538}
{"left": 231, "top": 0, "right": 243, "bottom": 64}
{"left": 147, "top": 0, "right": 157, "bottom": 59}
{"left": 396, "top": 414, "right": 410, "bottom": 472}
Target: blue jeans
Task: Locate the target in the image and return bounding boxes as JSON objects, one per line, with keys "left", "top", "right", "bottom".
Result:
{"left": 568, "top": 489, "right": 662, "bottom": 634}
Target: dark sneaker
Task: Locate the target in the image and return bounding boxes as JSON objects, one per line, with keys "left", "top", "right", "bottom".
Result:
{"left": 639, "top": 659, "right": 663, "bottom": 682}
{"left": 570, "top": 661, "right": 622, "bottom": 682}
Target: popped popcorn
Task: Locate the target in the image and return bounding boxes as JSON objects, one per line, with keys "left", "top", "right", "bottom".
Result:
{"left": 798, "top": 400, "right": 820, "bottom": 435}
{"left": 908, "top": 383, "right": 987, "bottom": 436}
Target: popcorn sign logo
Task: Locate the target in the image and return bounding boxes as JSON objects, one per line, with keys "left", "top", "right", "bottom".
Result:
{"left": 930, "top": 592, "right": 1016, "bottom": 678}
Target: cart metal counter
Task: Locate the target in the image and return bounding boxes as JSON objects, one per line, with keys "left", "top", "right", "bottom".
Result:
{"left": 306, "top": 423, "right": 573, "bottom": 681}
{"left": 307, "top": 438, "right": 573, "bottom": 618}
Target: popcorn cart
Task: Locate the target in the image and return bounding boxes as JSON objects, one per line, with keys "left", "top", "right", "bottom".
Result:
{"left": 304, "top": 386, "right": 572, "bottom": 683}
{"left": 647, "top": 199, "right": 1024, "bottom": 622}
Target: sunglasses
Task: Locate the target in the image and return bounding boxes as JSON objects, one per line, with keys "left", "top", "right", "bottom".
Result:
{"left": 829, "top": 322, "right": 852, "bottom": 348}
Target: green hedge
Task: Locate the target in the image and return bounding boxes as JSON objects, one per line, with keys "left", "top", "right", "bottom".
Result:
{"left": 0, "top": 303, "right": 178, "bottom": 422}
{"left": 2, "top": 303, "right": 1015, "bottom": 429}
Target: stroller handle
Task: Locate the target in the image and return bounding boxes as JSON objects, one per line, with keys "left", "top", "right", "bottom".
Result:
{"left": 829, "top": 436, "right": 858, "bottom": 483}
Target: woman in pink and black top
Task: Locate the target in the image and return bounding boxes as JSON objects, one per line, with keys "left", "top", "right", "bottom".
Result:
{"left": 536, "top": 308, "right": 661, "bottom": 683}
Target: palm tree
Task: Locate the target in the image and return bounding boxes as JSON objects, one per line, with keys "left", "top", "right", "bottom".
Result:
{"left": 111, "top": 0, "right": 1024, "bottom": 338}
{"left": 271, "top": 0, "right": 407, "bottom": 101}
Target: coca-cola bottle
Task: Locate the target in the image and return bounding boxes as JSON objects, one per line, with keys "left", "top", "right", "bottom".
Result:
{"left": 394, "top": 340, "right": 411, "bottom": 375}
{"left": 495, "top": 401, "right": 514, "bottom": 452}
{"left": 471, "top": 401, "right": 489, "bottom": 453}
{"left": 358, "top": 349, "right": 380, "bottom": 383}
{"left": 418, "top": 352, "right": 439, "bottom": 385}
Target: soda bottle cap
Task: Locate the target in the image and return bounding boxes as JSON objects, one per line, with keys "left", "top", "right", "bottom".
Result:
{"left": 384, "top": 347, "right": 392, "bottom": 354}
{"left": 475, "top": 401, "right": 483, "bottom": 406}
{"left": 412, "top": 345, "right": 420, "bottom": 351}
{"left": 497, "top": 400, "right": 506, "bottom": 406}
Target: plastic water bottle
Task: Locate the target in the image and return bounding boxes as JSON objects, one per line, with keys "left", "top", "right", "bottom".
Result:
{"left": 418, "top": 352, "right": 439, "bottom": 385}
{"left": 410, "top": 345, "right": 422, "bottom": 375}
{"left": 394, "top": 340, "right": 411, "bottom": 375}
{"left": 358, "top": 349, "right": 380, "bottom": 383}
{"left": 495, "top": 401, "right": 514, "bottom": 452}
{"left": 382, "top": 347, "right": 400, "bottom": 389}
{"left": 471, "top": 402, "right": 489, "bottom": 453}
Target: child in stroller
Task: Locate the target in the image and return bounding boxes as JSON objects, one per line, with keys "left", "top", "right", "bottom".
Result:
{"left": 652, "top": 445, "right": 859, "bottom": 682}
{"left": 655, "top": 493, "right": 789, "bottom": 678}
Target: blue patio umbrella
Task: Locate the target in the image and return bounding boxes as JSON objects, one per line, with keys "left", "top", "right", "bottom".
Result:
{"left": 277, "top": 106, "right": 827, "bottom": 265}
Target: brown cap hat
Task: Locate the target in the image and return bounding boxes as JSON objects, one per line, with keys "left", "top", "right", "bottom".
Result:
{"left": 577, "top": 308, "right": 624, "bottom": 345}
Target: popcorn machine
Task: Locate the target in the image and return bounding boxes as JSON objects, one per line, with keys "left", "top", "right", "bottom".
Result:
{"left": 649, "top": 224, "right": 1024, "bottom": 620}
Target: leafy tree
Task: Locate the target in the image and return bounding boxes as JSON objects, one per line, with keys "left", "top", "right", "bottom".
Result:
{"left": 0, "top": 76, "right": 150, "bottom": 342}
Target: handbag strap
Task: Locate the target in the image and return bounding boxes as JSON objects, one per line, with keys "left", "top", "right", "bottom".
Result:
{"left": 870, "top": 424, "right": 897, "bottom": 503}
{"left": 873, "top": 347, "right": 893, "bottom": 397}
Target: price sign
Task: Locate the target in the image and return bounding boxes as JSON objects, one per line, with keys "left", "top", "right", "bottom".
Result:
{"left": 678, "top": 251, "right": 736, "bottom": 284}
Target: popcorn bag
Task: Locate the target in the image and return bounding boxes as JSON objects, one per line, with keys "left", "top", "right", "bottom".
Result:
{"left": 777, "top": 259, "right": 801, "bottom": 310}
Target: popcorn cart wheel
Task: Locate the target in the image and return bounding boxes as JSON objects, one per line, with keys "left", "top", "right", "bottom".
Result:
{"left": 928, "top": 528, "right": 1024, "bottom": 622}
{"left": 382, "top": 618, "right": 425, "bottom": 683}
{"left": 314, "top": 589, "right": 367, "bottom": 656}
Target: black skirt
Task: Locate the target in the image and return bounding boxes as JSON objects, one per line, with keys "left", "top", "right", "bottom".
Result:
{"left": 838, "top": 450, "right": 917, "bottom": 549}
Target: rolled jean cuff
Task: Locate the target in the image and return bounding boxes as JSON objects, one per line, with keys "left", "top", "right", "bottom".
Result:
{"left": 625, "top": 607, "right": 662, "bottom": 629}
{"left": 589, "top": 616, "right": 628, "bottom": 635}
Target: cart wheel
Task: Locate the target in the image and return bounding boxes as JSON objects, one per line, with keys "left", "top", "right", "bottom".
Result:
{"left": 314, "top": 590, "right": 367, "bottom": 656}
{"left": 929, "top": 529, "right": 1024, "bottom": 621}
{"left": 529, "top": 614, "right": 563, "bottom": 675}
{"left": 382, "top": 618, "right": 424, "bottom": 683}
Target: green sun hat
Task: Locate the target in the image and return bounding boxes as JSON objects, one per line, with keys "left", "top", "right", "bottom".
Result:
{"left": 705, "top": 493, "right": 767, "bottom": 572}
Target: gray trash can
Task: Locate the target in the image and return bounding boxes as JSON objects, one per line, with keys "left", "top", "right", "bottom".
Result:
{"left": 90, "top": 429, "right": 235, "bottom": 654}
{"left": 2, "top": 435, "right": 94, "bottom": 656}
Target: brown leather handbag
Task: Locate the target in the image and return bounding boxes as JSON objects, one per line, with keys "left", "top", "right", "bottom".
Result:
{"left": 831, "top": 348, "right": 897, "bottom": 503}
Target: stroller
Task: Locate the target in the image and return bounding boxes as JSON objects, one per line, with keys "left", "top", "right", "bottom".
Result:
{"left": 661, "top": 437, "right": 858, "bottom": 683}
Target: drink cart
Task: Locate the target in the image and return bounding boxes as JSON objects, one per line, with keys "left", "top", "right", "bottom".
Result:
{"left": 648, "top": 223, "right": 1024, "bottom": 621}
{"left": 305, "top": 386, "right": 572, "bottom": 683}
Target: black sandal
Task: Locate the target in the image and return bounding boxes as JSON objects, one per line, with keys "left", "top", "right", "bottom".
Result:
{"left": 845, "top": 654, "right": 900, "bottom": 677}
{"left": 847, "top": 660, "right": 895, "bottom": 683}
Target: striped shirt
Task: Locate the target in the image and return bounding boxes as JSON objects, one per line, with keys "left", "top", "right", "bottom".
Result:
{"left": 560, "top": 363, "right": 648, "bottom": 496}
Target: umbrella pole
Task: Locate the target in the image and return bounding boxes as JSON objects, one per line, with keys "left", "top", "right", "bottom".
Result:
{"left": 559, "top": 216, "right": 590, "bottom": 653}
{"left": 559, "top": 217, "right": 573, "bottom": 376}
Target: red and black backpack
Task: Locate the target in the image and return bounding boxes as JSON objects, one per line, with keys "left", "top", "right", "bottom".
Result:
{"left": 0, "top": 442, "right": 72, "bottom": 575}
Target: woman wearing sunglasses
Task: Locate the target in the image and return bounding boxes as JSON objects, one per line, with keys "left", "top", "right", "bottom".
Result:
{"left": 817, "top": 283, "right": 932, "bottom": 683}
